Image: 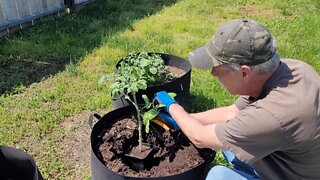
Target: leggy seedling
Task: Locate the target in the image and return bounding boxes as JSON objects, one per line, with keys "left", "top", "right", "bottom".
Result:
{"left": 98, "top": 52, "right": 175, "bottom": 151}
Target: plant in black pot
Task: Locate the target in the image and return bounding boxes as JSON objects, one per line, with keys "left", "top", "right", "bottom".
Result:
{"left": 111, "top": 52, "right": 192, "bottom": 110}
{"left": 99, "top": 52, "right": 176, "bottom": 153}
{"left": 93, "top": 52, "right": 215, "bottom": 179}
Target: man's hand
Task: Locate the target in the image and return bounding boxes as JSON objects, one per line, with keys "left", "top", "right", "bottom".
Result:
{"left": 154, "top": 91, "right": 177, "bottom": 113}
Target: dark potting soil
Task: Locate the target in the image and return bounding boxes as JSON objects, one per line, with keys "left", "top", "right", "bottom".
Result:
{"left": 168, "top": 65, "right": 185, "bottom": 78}
{"left": 98, "top": 115, "right": 207, "bottom": 178}
{"left": 156, "top": 65, "right": 185, "bottom": 85}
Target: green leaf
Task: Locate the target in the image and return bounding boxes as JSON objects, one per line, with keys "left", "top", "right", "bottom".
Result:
{"left": 111, "top": 89, "right": 119, "bottom": 99}
{"left": 141, "top": 94, "right": 152, "bottom": 109}
{"left": 142, "top": 94, "right": 152, "bottom": 109}
{"left": 168, "top": 92, "right": 177, "bottom": 99}
{"left": 143, "top": 109, "right": 159, "bottom": 133}
{"left": 143, "top": 109, "right": 158, "bottom": 123}
{"left": 142, "top": 94, "right": 149, "bottom": 102}
{"left": 97, "top": 74, "right": 114, "bottom": 90}
{"left": 156, "top": 104, "right": 165, "bottom": 108}
{"left": 149, "top": 67, "right": 157, "bottom": 74}
{"left": 136, "top": 79, "right": 147, "bottom": 90}
{"left": 145, "top": 120, "right": 150, "bottom": 133}
{"left": 140, "top": 59, "right": 149, "bottom": 67}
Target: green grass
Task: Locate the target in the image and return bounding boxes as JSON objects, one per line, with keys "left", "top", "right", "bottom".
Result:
{"left": 1, "top": 0, "right": 320, "bottom": 179}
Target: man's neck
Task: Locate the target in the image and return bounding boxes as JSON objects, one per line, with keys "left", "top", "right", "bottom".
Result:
{"left": 248, "top": 68, "right": 278, "bottom": 98}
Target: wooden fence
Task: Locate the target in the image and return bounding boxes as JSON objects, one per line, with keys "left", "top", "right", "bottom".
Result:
{"left": 0, "top": 0, "right": 96, "bottom": 36}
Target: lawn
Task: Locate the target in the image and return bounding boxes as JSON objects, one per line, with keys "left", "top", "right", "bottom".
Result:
{"left": 0, "top": 0, "right": 320, "bottom": 179}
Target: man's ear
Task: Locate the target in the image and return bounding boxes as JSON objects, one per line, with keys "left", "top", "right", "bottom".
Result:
{"left": 240, "top": 65, "right": 252, "bottom": 79}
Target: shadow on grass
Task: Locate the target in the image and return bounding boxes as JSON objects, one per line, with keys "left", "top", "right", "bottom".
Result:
{"left": 189, "top": 93, "right": 218, "bottom": 113}
{"left": 0, "top": 0, "right": 177, "bottom": 95}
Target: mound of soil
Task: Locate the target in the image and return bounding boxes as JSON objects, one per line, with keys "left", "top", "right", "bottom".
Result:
{"left": 97, "top": 115, "right": 212, "bottom": 178}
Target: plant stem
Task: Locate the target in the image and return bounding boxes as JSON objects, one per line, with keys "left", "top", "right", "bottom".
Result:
{"left": 132, "top": 93, "right": 142, "bottom": 151}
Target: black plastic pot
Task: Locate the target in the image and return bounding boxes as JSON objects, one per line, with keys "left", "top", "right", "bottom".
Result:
{"left": 90, "top": 106, "right": 216, "bottom": 180}
{"left": 112, "top": 53, "right": 191, "bottom": 110}
{"left": 124, "top": 143, "right": 158, "bottom": 171}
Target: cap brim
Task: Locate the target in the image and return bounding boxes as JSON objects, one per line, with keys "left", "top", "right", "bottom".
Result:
{"left": 188, "top": 45, "right": 222, "bottom": 69}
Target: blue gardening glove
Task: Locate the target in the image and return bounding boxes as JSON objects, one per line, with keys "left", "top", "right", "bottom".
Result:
{"left": 158, "top": 112, "right": 179, "bottom": 129}
{"left": 154, "top": 91, "right": 177, "bottom": 113}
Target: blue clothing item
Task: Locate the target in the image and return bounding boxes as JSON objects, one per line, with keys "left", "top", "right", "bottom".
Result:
{"left": 154, "top": 91, "right": 177, "bottom": 113}
{"left": 206, "top": 151, "right": 259, "bottom": 180}
{"left": 158, "top": 112, "right": 179, "bottom": 129}
{"left": 206, "top": 166, "right": 258, "bottom": 180}
{"left": 222, "top": 150, "right": 258, "bottom": 177}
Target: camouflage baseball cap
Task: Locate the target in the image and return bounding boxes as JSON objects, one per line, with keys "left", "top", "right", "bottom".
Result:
{"left": 188, "top": 19, "right": 276, "bottom": 68}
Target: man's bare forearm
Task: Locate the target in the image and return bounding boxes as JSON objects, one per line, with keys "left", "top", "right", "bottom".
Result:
{"left": 169, "top": 103, "right": 224, "bottom": 149}
{"left": 190, "top": 104, "right": 239, "bottom": 125}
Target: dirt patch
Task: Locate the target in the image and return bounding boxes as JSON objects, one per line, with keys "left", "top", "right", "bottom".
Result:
{"left": 56, "top": 110, "right": 93, "bottom": 178}
{"left": 240, "top": 5, "right": 279, "bottom": 18}
{"left": 15, "top": 110, "right": 95, "bottom": 179}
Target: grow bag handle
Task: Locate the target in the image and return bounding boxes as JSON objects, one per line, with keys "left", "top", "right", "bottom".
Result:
{"left": 88, "top": 113, "right": 102, "bottom": 129}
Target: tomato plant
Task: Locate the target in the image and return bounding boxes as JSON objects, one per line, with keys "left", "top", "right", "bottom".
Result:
{"left": 98, "top": 52, "right": 175, "bottom": 150}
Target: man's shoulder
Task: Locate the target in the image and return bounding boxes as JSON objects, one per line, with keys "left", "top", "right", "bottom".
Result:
{"left": 280, "top": 58, "right": 304, "bottom": 63}
{"left": 280, "top": 58, "right": 315, "bottom": 70}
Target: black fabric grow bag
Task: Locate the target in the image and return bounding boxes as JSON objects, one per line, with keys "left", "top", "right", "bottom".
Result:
{"left": 112, "top": 53, "right": 191, "bottom": 110}
{"left": 90, "top": 106, "right": 216, "bottom": 180}
{"left": 0, "top": 146, "right": 43, "bottom": 180}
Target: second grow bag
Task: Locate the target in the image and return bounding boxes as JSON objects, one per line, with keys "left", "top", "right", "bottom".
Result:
{"left": 112, "top": 53, "right": 192, "bottom": 110}
{"left": 90, "top": 106, "right": 216, "bottom": 180}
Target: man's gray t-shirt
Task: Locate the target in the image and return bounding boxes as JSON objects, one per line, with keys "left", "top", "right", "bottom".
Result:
{"left": 215, "top": 59, "right": 320, "bottom": 179}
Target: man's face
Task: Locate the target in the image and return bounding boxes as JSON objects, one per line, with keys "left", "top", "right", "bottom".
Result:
{"left": 211, "top": 64, "right": 245, "bottom": 95}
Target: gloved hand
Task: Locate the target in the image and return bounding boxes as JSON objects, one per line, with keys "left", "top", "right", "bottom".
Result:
{"left": 158, "top": 112, "right": 179, "bottom": 129}
{"left": 154, "top": 91, "right": 177, "bottom": 113}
